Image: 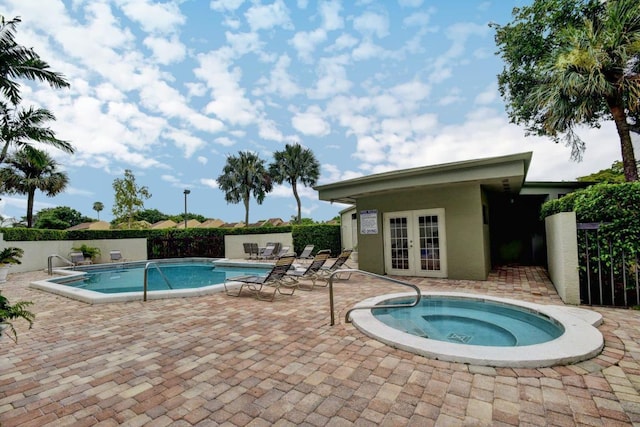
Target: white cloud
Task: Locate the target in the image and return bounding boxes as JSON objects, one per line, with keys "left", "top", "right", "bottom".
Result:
{"left": 196, "top": 50, "right": 261, "bottom": 125}
{"left": 307, "top": 55, "right": 352, "bottom": 99}
{"left": 210, "top": 0, "right": 245, "bottom": 12}
{"left": 254, "top": 54, "right": 301, "bottom": 98}
{"left": 291, "top": 106, "right": 331, "bottom": 137}
{"left": 225, "top": 31, "right": 264, "bottom": 56}
{"left": 474, "top": 83, "right": 498, "bottom": 105}
{"left": 200, "top": 178, "right": 219, "bottom": 189}
{"left": 290, "top": 29, "right": 327, "bottom": 62}
{"left": 120, "top": 0, "right": 185, "bottom": 34}
{"left": 214, "top": 137, "right": 236, "bottom": 146}
{"left": 245, "top": 0, "right": 292, "bottom": 32}
{"left": 320, "top": 1, "right": 343, "bottom": 31}
{"left": 327, "top": 33, "right": 359, "bottom": 52}
{"left": 197, "top": 156, "right": 208, "bottom": 165}
{"left": 143, "top": 35, "right": 186, "bottom": 64}
{"left": 353, "top": 11, "right": 389, "bottom": 38}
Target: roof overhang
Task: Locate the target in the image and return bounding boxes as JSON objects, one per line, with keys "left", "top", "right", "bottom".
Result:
{"left": 315, "top": 152, "right": 533, "bottom": 204}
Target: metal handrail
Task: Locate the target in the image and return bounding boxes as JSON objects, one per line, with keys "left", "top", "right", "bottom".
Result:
{"left": 328, "top": 268, "right": 422, "bottom": 325}
{"left": 143, "top": 261, "right": 173, "bottom": 301}
{"left": 47, "top": 254, "right": 75, "bottom": 274}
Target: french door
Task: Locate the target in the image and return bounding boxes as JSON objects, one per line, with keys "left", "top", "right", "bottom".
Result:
{"left": 383, "top": 209, "right": 447, "bottom": 278}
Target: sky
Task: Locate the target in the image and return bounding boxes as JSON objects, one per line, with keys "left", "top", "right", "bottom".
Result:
{"left": 0, "top": 0, "right": 635, "bottom": 225}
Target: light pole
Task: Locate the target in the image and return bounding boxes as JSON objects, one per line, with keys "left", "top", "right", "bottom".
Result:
{"left": 183, "top": 189, "right": 190, "bottom": 229}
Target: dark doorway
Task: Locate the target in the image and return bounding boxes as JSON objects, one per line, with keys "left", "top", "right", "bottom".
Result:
{"left": 488, "top": 193, "right": 548, "bottom": 267}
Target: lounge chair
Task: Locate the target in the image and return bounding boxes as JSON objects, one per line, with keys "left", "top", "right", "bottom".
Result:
{"left": 274, "top": 245, "right": 291, "bottom": 258}
{"left": 242, "top": 243, "right": 253, "bottom": 259}
{"left": 70, "top": 252, "right": 92, "bottom": 266}
{"left": 297, "top": 244, "right": 314, "bottom": 260}
{"left": 258, "top": 243, "right": 277, "bottom": 259}
{"left": 224, "top": 254, "right": 297, "bottom": 301}
{"left": 286, "top": 249, "right": 331, "bottom": 290}
{"left": 272, "top": 242, "right": 282, "bottom": 256}
{"left": 249, "top": 243, "right": 260, "bottom": 259}
{"left": 110, "top": 250, "right": 125, "bottom": 262}
{"left": 317, "top": 249, "right": 354, "bottom": 282}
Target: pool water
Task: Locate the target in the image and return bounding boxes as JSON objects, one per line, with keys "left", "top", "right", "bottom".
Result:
{"left": 373, "top": 297, "right": 564, "bottom": 346}
{"left": 54, "top": 263, "right": 269, "bottom": 294}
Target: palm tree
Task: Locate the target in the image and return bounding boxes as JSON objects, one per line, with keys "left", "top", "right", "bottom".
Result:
{"left": 0, "top": 102, "right": 74, "bottom": 164}
{"left": 0, "top": 148, "right": 69, "bottom": 227}
{"left": 532, "top": 0, "right": 640, "bottom": 181}
{"left": 93, "top": 202, "right": 104, "bottom": 220}
{"left": 0, "top": 16, "right": 70, "bottom": 105}
{"left": 494, "top": 0, "right": 640, "bottom": 182}
{"left": 217, "top": 151, "right": 272, "bottom": 227}
{"left": 269, "top": 143, "right": 320, "bottom": 224}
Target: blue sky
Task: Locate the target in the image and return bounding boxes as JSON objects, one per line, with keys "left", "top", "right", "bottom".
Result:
{"left": 0, "top": 0, "right": 634, "bottom": 225}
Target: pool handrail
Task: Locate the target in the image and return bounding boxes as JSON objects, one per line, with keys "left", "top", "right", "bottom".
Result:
{"left": 47, "top": 254, "right": 75, "bottom": 274}
{"left": 328, "top": 268, "right": 422, "bottom": 326}
{"left": 143, "top": 261, "right": 174, "bottom": 301}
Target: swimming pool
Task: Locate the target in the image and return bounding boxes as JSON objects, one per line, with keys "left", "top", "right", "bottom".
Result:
{"left": 349, "top": 292, "right": 604, "bottom": 368}
{"left": 30, "top": 258, "right": 271, "bottom": 304}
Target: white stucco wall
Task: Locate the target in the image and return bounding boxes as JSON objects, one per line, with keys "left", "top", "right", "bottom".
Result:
{"left": 0, "top": 236, "right": 148, "bottom": 274}
{"left": 545, "top": 212, "right": 580, "bottom": 305}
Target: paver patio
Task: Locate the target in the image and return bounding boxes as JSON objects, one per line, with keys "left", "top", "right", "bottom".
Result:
{"left": 2, "top": 265, "right": 640, "bottom": 426}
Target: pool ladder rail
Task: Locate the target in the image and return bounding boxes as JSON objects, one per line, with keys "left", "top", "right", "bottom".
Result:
{"left": 143, "top": 261, "right": 174, "bottom": 301}
{"left": 328, "top": 269, "right": 422, "bottom": 326}
{"left": 47, "top": 254, "right": 75, "bottom": 274}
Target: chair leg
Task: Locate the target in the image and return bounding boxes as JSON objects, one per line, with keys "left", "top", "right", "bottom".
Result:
{"left": 224, "top": 281, "right": 245, "bottom": 297}
{"left": 255, "top": 285, "right": 277, "bottom": 301}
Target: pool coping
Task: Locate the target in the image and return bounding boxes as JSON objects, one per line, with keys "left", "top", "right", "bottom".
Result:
{"left": 29, "top": 258, "right": 272, "bottom": 304}
{"left": 348, "top": 291, "right": 605, "bottom": 368}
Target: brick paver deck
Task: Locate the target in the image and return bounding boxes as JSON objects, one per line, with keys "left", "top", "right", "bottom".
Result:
{"left": 2, "top": 265, "right": 640, "bottom": 426}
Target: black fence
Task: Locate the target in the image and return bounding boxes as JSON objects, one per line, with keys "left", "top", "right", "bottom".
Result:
{"left": 147, "top": 235, "right": 225, "bottom": 259}
{"left": 578, "top": 223, "right": 640, "bottom": 307}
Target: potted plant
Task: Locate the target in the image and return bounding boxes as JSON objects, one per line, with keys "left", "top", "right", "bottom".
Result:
{"left": 0, "top": 247, "right": 24, "bottom": 283}
{"left": 72, "top": 244, "right": 101, "bottom": 262}
{"left": 0, "top": 291, "right": 34, "bottom": 343}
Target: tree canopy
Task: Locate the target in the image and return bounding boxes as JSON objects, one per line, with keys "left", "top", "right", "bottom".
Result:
{"left": 493, "top": 0, "right": 640, "bottom": 181}
{"left": 0, "top": 148, "right": 69, "bottom": 227}
{"left": 269, "top": 143, "right": 320, "bottom": 224}
{"left": 577, "top": 160, "right": 628, "bottom": 183}
{"left": 0, "top": 16, "right": 70, "bottom": 105}
{"left": 92, "top": 202, "right": 104, "bottom": 220}
{"left": 0, "top": 102, "right": 74, "bottom": 165}
{"left": 32, "top": 206, "right": 88, "bottom": 230}
{"left": 112, "top": 169, "right": 151, "bottom": 229}
{"left": 217, "top": 151, "right": 272, "bottom": 227}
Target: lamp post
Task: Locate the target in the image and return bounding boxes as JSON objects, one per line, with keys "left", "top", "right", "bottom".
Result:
{"left": 183, "top": 189, "right": 191, "bottom": 229}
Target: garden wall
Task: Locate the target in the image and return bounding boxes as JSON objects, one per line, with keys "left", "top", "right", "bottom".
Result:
{"left": 545, "top": 212, "right": 580, "bottom": 305}
{"left": 0, "top": 235, "right": 148, "bottom": 274}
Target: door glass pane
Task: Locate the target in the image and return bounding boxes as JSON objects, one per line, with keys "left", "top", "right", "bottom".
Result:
{"left": 389, "top": 217, "right": 409, "bottom": 270}
{"left": 418, "top": 215, "right": 440, "bottom": 271}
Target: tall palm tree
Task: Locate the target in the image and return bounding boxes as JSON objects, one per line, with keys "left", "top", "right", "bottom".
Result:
{"left": 93, "top": 201, "right": 104, "bottom": 220}
{"left": 0, "top": 16, "right": 70, "bottom": 105}
{"left": 0, "top": 147, "right": 69, "bottom": 227}
{"left": 217, "top": 151, "right": 272, "bottom": 227}
{"left": 0, "top": 102, "right": 74, "bottom": 164}
{"left": 494, "top": 0, "right": 640, "bottom": 182}
{"left": 269, "top": 143, "right": 320, "bottom": 224}
{"left": 532, "top": 0, "right": 640, "bottom": 181}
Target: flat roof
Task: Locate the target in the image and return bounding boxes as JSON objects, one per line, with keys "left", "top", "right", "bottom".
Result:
{"left": 315, "top": 152, "right": 533, "bottom": 204}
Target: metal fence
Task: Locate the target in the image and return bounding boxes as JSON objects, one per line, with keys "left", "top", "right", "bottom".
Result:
{"left": 147, "top": 235, "right": 225, "bottom": 259}
{"left": 578, "top": 223, "right": 640, "bottom": 307}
